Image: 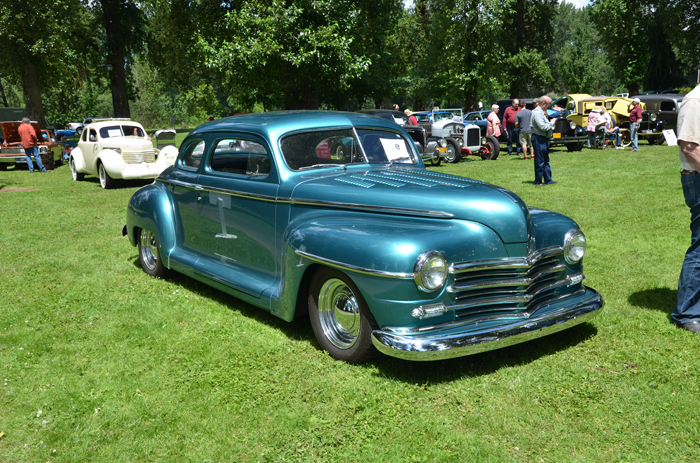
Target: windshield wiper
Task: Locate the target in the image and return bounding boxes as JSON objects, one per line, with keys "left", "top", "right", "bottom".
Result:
{"left": 298, "top": 164, "right": 348, "bottom": 171}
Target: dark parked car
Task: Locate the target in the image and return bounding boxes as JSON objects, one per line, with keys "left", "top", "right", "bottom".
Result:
{"left": 357, "top": 109, "right": 447, "bottom": 165}
{"left": 124, "top": 111, "right": 603, "bottom": 363}
{"left": 637, "top": 94, "right": 685, "bottom": 144}
{"left": 464, "top": 110, "right": 490, "bottom": 137}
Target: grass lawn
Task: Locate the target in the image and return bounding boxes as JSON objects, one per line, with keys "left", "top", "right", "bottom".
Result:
{"left": 1, "top": 142, "right": 699, "bottom": 461}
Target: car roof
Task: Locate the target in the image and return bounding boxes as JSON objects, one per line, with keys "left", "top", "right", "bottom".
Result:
{"left": 86, "top": 120, "right": 144, "bottom": 129}
{"left": 188, "top": 111, "right": 402, "bottom": 141}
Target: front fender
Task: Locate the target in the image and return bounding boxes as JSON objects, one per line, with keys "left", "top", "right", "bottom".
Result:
{"left": 70, "top": 147, "right": 87, "bottom": 172}
{"left": 97, "top": 150, "right": 127, "bottom": 178}
{"left": 125, "top": 182, "right": 177, "bottom": 268}
{"left": 279, "top": 211, "right": 510, "bottom": 326}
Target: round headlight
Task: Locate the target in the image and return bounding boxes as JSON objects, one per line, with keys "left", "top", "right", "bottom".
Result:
{"left": 439, "top": 139, "right": 447, "bottom": 148}
{"left": 650, "top": 112, "right": 657, "bottom": 122}
{"left": 414, "top": 251, "right": 448, "bottom": 292}
{"left": 569, "top": 120, "right": 577, "bottom": 130}
{"left": 457, "top": 137, "right": 464, "bottom": 146}
{"left": 564, "top": 230, "right": 586, "bottom": 265}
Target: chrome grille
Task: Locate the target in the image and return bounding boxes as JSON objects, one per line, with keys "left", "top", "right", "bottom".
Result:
{"left": 122, "top": 149, "right": 156, "bottom": 164}
{"left": 447, "top": 247, "right": 583, "bottom": 322}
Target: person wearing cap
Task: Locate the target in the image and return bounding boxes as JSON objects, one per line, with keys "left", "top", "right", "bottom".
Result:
{"left": 502, "top": 99, "right": 522, "bottom": 156}
{"left": 404, "top": 109, "right": 418, "bottom": 125}
{"left": 673, "top": 84, "right": 700, "bottom": 333}
{"left": 628, "top": 98, "right": 642, "bottom": 152}
{"left": 17, "top": 117, "right": 47, "bottom": 173}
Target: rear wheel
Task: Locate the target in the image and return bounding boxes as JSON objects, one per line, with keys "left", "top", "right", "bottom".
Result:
{"left": 138, "top": 228, "right": 170, "bottom": 278}
{"left": 648, "top": 135, "right": 664, "bottom": 145}
{"left": 444, "top": 138, "right": 462, "bottom": 163}
{"left": 566, "top": 142, "right": 585, "bottom": 152}
{"left": 98, "top": 162, "right": 115, "bottom": 189}
{"left": 69, "top": 157, "right": 84, "bottom": 181}
{"left": 308, "top": 268, "right": 377, "bottom": 363}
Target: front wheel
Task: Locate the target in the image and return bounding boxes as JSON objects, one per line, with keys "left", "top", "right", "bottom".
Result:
{"left": 619, "top": 129, "right": 631, "bottom": 148}
{"left": 444, "top": 138, "right": 462, "bottom": 163}
{"left": 482, "top": 135, "right": 500, "bottom": 160}
{"left": 431, "top": 149, "right": 442, "bottom": 166}
{"left": 308, "top": 268, "right": 377, "bottom": 363}
{"left": 138, "top": 228, "right": 170, "bottom": 278}
{"left": 98, "top": 162, "right": 115, "bottom": 189}
{"left": 566, "top": 142, "right": 585, "bottom": 152}
{"left": 69, "top": 157, "right": 84, "bottom": 181}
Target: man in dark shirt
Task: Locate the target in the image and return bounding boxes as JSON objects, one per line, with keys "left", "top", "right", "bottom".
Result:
{"left": 502, "top": 99, "right": 522, "bottom": 156}
{"left": 514, "top": 102, "right": 533, "bottom": 160}
{"left": 628, "top": 98, "right": 642, "bottom": 152}
{"left": 18, "top": 117, "right": 46, "bottom": 173}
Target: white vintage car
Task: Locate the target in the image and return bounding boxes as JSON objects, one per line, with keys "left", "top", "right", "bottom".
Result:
{"left": 68, "top": 119, "right": 178, "bottom": 189}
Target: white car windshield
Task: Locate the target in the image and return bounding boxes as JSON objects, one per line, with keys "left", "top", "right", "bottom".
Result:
{"left": 99, "top": 125, "right": 146, "bottom": 139}
{"left": 280, "top": 128, "right": 417, "bottom": 170}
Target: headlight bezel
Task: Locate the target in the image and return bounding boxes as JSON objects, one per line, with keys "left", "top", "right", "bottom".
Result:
{"left": 569, "top": 120, "right": 577, "bottom": 131}
{"left": 439, "top": 139, "right": 447, "bottom": 148}
{"left": 564, "top": 229, "right": 586, "bottom": 265}
{"left": 414, "top": 250, "right": 448, "bottom": 293}
{"left": 650, "top": 112, "right": 657, "bottom": 122}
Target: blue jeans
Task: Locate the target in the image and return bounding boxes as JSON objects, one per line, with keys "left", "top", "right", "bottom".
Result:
{"left": 532, "top": 134, "right": 553, "bottom": 184}
{"left": 507, "top": 128, "right": 521, "bottom": 155}
{"left": 675, "top": 173, "right": 700, "bottom": 324}
{"left": 630, "top": 121, "right": 639, "bottom": 150}
{"left": 24, "top": 146, "right": 46, "bottom": 172}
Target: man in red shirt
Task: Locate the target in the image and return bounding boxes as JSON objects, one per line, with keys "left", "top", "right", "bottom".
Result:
{"left": 17, "top": 117, "right": 46, "bottom": 173}
{"left": 502, "top": 99, "right": 522, "bottom": 156}
{"left": 628, "top": 98, "right": 643, "bottom": 152}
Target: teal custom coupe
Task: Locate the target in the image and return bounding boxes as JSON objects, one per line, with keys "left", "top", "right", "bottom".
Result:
{"left": 123, "top": 111, "right": 603, "bottom": 362}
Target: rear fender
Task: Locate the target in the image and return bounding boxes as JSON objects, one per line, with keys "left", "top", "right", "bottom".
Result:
{"left": 125, "top": 183, "right": 177, "bottom": 268}
{"left": 70, "top": 147, "right": 87, "bottom": 172}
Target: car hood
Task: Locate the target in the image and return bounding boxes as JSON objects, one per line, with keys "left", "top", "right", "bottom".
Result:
{"left": 1, "top": 121, "right": 45, "bottom": 145}
{"left": 99, "top": 137, "right": 153, "bottom": 151}
{"left": 291, "top": 166, "right": 529, "bottom": 243}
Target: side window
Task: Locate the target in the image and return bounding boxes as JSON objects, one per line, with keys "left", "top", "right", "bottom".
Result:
{"left": 89, "top": 129, "right": 97, "bottom": 142}
{"left": 180, "top": 138, "right": 205, "bottom": 171}
{"left": 660, "top": 101, "right": 676, "bottom": 112}
{"left": 209, "top": 138, "right": 270, "bottom": 177}
{"left": 82, "top": 129, "right": 88, "bottom": 142}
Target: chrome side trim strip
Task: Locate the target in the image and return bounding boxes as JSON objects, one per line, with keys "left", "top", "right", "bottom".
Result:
{"left": 371, "top": 288, "right": 604, "bottom": 361}
{"left": 162, "top": 179, "right": 454, "bottom": 218}
{"left": 294, "top": 250, "right": 414, "bottom": 279}
{"left": 288, "top": 198, "right": 454, "bottom": 218}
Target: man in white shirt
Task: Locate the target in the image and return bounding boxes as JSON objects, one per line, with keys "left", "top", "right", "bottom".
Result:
{"left": 673, "top": 84, "right": 700, "bottom": 333}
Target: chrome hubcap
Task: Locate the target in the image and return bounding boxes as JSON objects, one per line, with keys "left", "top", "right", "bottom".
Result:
{"left": 317, "top": 278, "right": 361, "bottom": 349}
{"left": 445, "top": 145, "right": 456, "bottom": 162}
{"left": 139, "top": 229, "right": 158, "bottom": 271}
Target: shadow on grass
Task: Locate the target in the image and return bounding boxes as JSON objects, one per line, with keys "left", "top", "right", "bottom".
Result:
{"left": 628, "top": 287, "right": 676, "bottom": 315}
{"left": 84, "top": 176, "right": 154, "bottom": 190}
{"left": 368, "top": 323, "right": 599, "bottom": 383}
{"left": 129, "top": 256, "right": 600, "bottom": 381}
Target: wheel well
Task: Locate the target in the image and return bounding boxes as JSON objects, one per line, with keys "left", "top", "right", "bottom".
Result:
{"left": 293, "top": 263, "right": 321, "bottom": 319}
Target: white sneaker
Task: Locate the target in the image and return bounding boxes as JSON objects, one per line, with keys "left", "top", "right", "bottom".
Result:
{"left": 615, "top": 146, "right": 623, "bottom": 149}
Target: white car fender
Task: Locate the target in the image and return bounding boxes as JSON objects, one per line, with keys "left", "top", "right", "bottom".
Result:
{"left": 70, "top": 147, "right": 87, "bottom": 172}
{"left": 156, "top": 145, "right": 179, "bottom": 168}
{"left": 96, "top": 149, "right": 128, "bottom": 179}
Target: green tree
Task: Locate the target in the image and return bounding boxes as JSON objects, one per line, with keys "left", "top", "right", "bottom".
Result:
{"left": 0, "top": 0, "right": 80, "bottom": 125}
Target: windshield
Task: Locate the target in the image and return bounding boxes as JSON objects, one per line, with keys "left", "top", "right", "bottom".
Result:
{"left": 432, "top": 110, "right": 462, "bottom": 122}
{"left": 280, "top": 128, "right": 417, "bottom": 170}
{"left": 99, "top": 125, "right": 146, "bottom": 139}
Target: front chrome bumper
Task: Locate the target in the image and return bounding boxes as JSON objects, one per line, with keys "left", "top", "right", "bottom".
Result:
{"left": 371, "top": 287, "right": 603, "bottom": 361}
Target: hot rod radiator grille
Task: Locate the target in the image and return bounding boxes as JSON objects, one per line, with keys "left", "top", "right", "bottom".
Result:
{"left": 447, "top": 247, "right": 583, "bottom": 321}
{"left": 466, "top": 128, "right": 480, "bottom": 147}
{"left": 123, "top": 150, "right": 156, "bottom": 164}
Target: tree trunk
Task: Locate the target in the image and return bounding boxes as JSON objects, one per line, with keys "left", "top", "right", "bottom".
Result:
{"left": 20, "top": 59, "right": 46, "bottom": 126}
{"left": 101, "top": 0, "right": 131, "bottom": 118}
{"left": 108, "top": 48, "right": 130, "bottom": 117}
{"left": 0, "top": 76, "right": 8, "bottom": 107}
{"left": 284, "top": 82, "right": 319, "bottom": 110}
{"left": 463, "top": 80, "right": 478, "bottom": 112}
